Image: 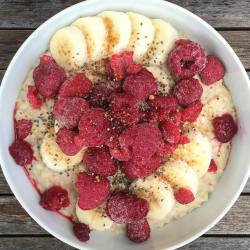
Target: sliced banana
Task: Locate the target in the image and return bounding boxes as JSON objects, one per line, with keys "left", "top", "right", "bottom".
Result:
{"left": 50, "top": 26, "right": 87, "bottom": 70}
{"left": 72, "top": 17, "right": 107, "bottom": 61}
{"left": 98, "top": 11, "right": 131, "bottom": 56}
{"left": 54, "top": 120, "right": 62, "bottom": 134}
{"left": 40, "top": 133, "right": 84, "bottom": 172}
{"left": 76, "top": 202, "right": 113, "bottom": 231}
{"left": 130, "top": 175, "right": 175, "bottom": 221}
{"left": 126, "top": 12, "right": 154, "bottom": 62}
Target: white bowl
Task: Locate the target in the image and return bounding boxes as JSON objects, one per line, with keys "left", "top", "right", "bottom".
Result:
{"left": 0, "top": 0, "right": 250, "bottom": 249}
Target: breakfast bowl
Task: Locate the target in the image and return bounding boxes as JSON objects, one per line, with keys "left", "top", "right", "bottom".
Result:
{"left": 0, "top": 0, "right": 250, "bottom": 249}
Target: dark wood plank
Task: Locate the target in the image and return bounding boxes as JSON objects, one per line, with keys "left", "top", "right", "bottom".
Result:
{"left": 0, "top": 170, "right": 11, "bottom": 194}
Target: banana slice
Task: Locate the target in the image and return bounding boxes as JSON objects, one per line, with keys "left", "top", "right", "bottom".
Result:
{"left": 40, "top": 133, "right": 84, "bottom": 172}
{"left": 54, "top": 120, "right": 62, "bottom": 134}
{"left": 130, "top": 175, "right": 175, "bottom": 221}
{"left": 126, "top": 12, "right": 154, "bottom": 62}
{"left": 49, "top": 26, "right": 87, "bottom": 70}
{"left": 76, "top": 202, "right": 113, "bottom": 231}
{"left": 144, "top": 19, "right": 179, "bottom": 65}
{"left": 173, "top": 130, "right": 212, "bottom": 177}
{"left": 98, "top": 11, "right": 131, "bottom": 56}
{"left": 72, "top": 17, "right": 107, "bottom": 61}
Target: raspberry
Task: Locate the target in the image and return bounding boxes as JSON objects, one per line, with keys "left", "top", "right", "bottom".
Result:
{"left": 168, "top": 39, "right": 206, "bottom": 79}
{"left": 174, "top": 187, "right": 195, "bottom": 204}
{"left": 9, "top": 139, "right": 33, "bottom": 166}
{"left": 200, "top": 55, "right": 225, "bottom": 85}
{"left": 127, "top": 218, "right": 150, "bottom": 243}
{"left": 56, "top": 128, "right": 81, "bottom": 156}
{"left": 59, "top": 73, "right": 93, "bottom": 98}
{"left": 106, "top": 191, "right": 149, "bottom": 224}
{"left": 160, "top": 120, "right": 181, "bottom": 144}
{"left": 77, "top": 108, "right": 112, "bottom": 147}
{"left": 27, "top": 85, "right": 42, "bottom": 109}
{"left": 76, "top": 172, "right": 110, "bottom": 210}
{"left": 174, "top": 39, "right": 193, "bottom": 47}
{"left": 173, "top": 78, "right": 203, "bottom": 106}
{"left": 164, "top": 143, "right": 178, "bottom": 155}
{"left": 73, "top": 223, "right": 90, "bottom": 242}
{"left": 53, "top": 97, "right": 89, "bottom": 129}
{"left": 15, "top": 119, "right": 32, "bottom": 139}
{"left": 40, "top": 55, "right": 55, "bottom": 63}
{"left": 40, "top": 186, "right": 70, "bottom": 211}
{"left": 33, "top": 60, "right": 66, "bottom": 98}
{"left": 178, "top": 135, "right": 190, "bottom": 144}
{"left": 208, "top": 159, "right": 218, "bottom": 173}
{"left": 213, "top": 114, "right": 237, "bottom": 143}
{"left": 121, "top": 51, "right": 142, "bottom": 74}
{"left": 181, "top": 101, "right": 203, "bottom": 122}
{"left": 83, "top": 147, "right": 117, "bottom": 177}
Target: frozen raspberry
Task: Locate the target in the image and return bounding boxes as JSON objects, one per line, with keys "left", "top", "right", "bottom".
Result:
{"left": 27, "top": 85, "right": 42, "bottom": 109}
{"left": 59, "top": 73, "right": 93, "bottom": 98}
{"left": 33, "top": 59, "right": 66, "bottom": 98}
{"left": 56, "top": 128, "right": 81, "bottom": 156}
{"left": 76, "top": 172, "right": 110, "bottom": 210}
{"left": 106, "top": 191, "right": 149, "bottom": 224}
{"left": 53, "top": 97, "right": 89, "bottom": 129}
{"left": 127, "top": 218, "right": 150, "bottom": 243}
{"left": 200, "top": 55, "right": 225, "bottom": 85}
{"left": 77, "top": 108, "right": 112, "bottom": 147}
{"left": 83, "top": 147, "right": 117, "bottom": 177}
{"left": 105, "top": 128, "right": 120, "bottom": 149}
{"left": 173, "top": 78, "right": 203, "bottom": 106}
{"left": 73, "top": 223, "right": 90, "bottom": 242}
{"left": 174, "top": 187, "right": 195, "bottom": 204}
{"left": 9, "top": 139, "right": 33, "bottom": 166}
{"left": 213, "top": 114, "right": 237, "bottom": 143}
{"left": 40, "top": 55, "right": 55, "bottom": 63}
{"left": 181, "top": 101, "right": 203, "bottom": 122}
{"left": 168, "top": 39, "right": 206, "bottom": 79}
{"left": 208, "top": 159, "right": 218, "bottom": 173}
{"left": 160, "top": 120, "right": 181, "bottom": 144}
{"left": 15, "top": 119, "right": 32, "bottom": 139}
{"left": 40, "top": 186, "right": 70, "bottom": 211}
{"left": 178, "top": 135, "right": 190, "bottom": 144}
{"left": 121, "top": 51, "right": 142, "bottom": 74}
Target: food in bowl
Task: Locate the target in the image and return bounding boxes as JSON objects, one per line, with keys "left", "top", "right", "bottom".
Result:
{"left": 8, "top": 11, "right": 237, "bottom": 243}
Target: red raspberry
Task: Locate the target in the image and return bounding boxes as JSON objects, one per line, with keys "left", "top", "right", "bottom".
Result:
{"left": 83, "top": 147, "right": 117, "bottom": 177}
{"left": 53, "top": 97, "right": 89, "bottom": 129}
{"left": 173, "top": 78, "right": 203, "bottom": 106}
{"left": 40, "top": 186, "right": 70, "bottom": 211}
{"left": 40, "top": 55, "right": 55, "bottom": 63}
{"left": 59, "top": 73, "right": 93, "bottom": 98}
{"left": 105, "top": 127, "right": 120, "bottom": 149}
{"left": 27, "top": 85, "right": 42, "bottom": 109}
{"left": 106, "top": 191, "right": 149, "bottom": 224}
{"left": 208, "top": 159, "right": 218, "bottom": 173}
{"left": 178, "top": 135, "right": 190, "bottom": 144}
{"left": 121, "top": 51, "right": 142, "bottom": 74}
{"left": 160, "top": 120, "right": 181, "bottom": 144}
{"left": 200, "top": 55, "right": 225, "bottom": 85}
{"left": 9, "top": 139, "right": 33, "bottom": 166}
{"left": 181, "top": 101, "right": 203, "bottom": 122}
{"left": 76, "top": 172, "right": 110, "bottom": 210}
{"left": 33, "top": 60, "right": 66, "bottom": 98}
{"left": 174, "top": 187, "right": 195, "bottom": 204}
{"left": 164, "top": 143, "right": 178, "bottom": 155}
{"left": 73, "top": 223, "right": 90, "bottom": 242}
{"left": 15, "top": 119, "right": 32, "bottom": 139}
{"left": 127, "top": 218, "right": 150, "bottom": 243}
{"left": 56, "top": 128, "right": 81, "bottom": 156}
{"left": 174, "top": 39, "right": 193, "bottom": 47}
{"left": 212, "top": 114, "right": 237, "bottom": 143}
{"left": 168, "top": 39, "right": 206, "bottom": 79}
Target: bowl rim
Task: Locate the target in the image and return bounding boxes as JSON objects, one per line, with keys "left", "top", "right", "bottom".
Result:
{"left": 0, "top": 0, "right": 250, "bottom": 249}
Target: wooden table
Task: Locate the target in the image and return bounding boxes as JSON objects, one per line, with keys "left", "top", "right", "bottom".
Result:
{"left": 0, "top": 0, "right": 249, "bottom": 249}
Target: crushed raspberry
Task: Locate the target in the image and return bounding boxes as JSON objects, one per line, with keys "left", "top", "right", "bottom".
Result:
{"left": 73, "top": 223, "right": 90, "bottom": 242}
{"left": 106, "top": 191, "right": 149, "bottom": 224}
{"left": 173, "top": 78, "right": 203, "bottom": 106}
{"left": 168, "top": 39, "right": 206, "bottom": 79}
{"left": 160, "top": 120, "right": 181, "bottom": 144}
{"left": 33, "top": 59, "right": 66, "bottom": 98}
{"left": 53, "top": 97, "right": 89, "bottom": 129}
{"left": 178, "top": 135, "right": 190, "bottom": 144}
{"left": 56, "top": 128, "right": 81, "bottom": 156}
{"left": 83, "top": 147, "right": 117, "bottom": 177}
{"left": 208, "top": 159, "right": 218, "bottom": 173}
{"left": 127, "top": 218, "right": 150, "bottom": 243}
{"left": 76, "top": 172, "right": 110, "bottom": 210}
{"left": 39, "top": 186, "right": 70, "bottom": 211}
{"left": 77, "top": 108, "right": 112, "bottom": 147}
{"left": 181, "top": 101, "right": 203, "bottom": 122}
{"left": 9, "top": 139, "right": 33, "bottom": 166}
{"left": 59, "top": 73, "right": 93, "bottom": 98}
{"left": 200, "top": 55, "right": 225, "bottom": 85}
{"left": 15, "top": 119, "right": 32, "bottom": 139}
{"left": 174, "top": 187, "right": 195, "bottom": 204}
{"left": 27, "top": 85, "right": 42, "bottom": 109}
{"left": 40, "top": 54, "right": 55, "bottom": 63}
{"left": 213, "top": 114, "right": 237, "bottom": 143}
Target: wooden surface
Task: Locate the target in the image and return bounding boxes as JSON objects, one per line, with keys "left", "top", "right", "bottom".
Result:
{"left": 0, "top": 0, "right": 249, "bottom": 249}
